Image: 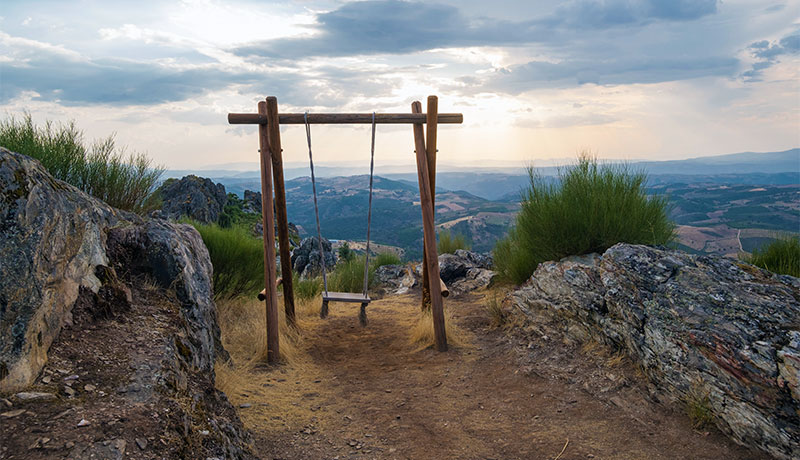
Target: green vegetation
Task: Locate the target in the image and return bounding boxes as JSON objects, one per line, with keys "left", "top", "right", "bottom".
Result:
{"left": 338, "top": 242, "right": 355, "bottom": 262}
{"left": 372, "top": 251, "right": 402, "bottom": 268}
{"left": 328, "top": 256, "right": 375, "bottom": 293}
{"left": 741, "top": 235, "right": 800, "bottom": 277}
{"left": 0, "top": 113, "right": 163, "bottom": 213}
{"left": 437, "top": 229, "right": 471, "bottom": 254}
{"left": 494, "top": 154, "right": 675, "bottom": 284}
{"left": 292, "top": 273, "right": 323, "bottom": 300}
{"left": 189, "top": 221, "right": 265, "bottom": 299}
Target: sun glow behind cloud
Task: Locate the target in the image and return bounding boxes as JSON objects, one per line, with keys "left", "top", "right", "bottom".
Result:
{"left": 0, "top": 0, "right": 798, "bottom": 169}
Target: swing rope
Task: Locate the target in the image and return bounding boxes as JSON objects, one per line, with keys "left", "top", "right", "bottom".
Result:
{"left": 305, "top": 112, "right": 329, "bottom": 295}
{"left": 304, "top": 112, "right": 377, "bottom": 299}
{"left": 362, "top": 113, "right": 376, "bottom": 297}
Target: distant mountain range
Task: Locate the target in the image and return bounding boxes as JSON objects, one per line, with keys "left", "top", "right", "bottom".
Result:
{"left": 165, "top": 148, "right": 798, "bottom": 258}
{"left": 167, "top": 148, "right": 799, "bottom": 201}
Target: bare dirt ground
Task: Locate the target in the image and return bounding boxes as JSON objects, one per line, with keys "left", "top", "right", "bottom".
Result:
{"left": 224, "top": 292, "right": 767, "bottom": 460}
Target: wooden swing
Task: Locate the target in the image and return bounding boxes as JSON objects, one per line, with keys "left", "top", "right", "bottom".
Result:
{"left": 228, "top": 96, "right": 462, "bottom": 362}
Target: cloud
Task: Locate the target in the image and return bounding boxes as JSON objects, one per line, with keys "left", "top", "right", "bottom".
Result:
{"left": 742, "top": 30, "right": 800, "bottom": 80}
{"left": 233, "top": 0, "right": 720, "bottom": 59}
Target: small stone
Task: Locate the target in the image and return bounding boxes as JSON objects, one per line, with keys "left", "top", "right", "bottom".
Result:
{"left": 14, "top": 392, "right": 55, "bottom": 401}
{"left": 239, "top": 403, "right": 252, "bottom": 408}
{"left": 1, "top": 409, "right": 26, "bottom": 418}
{"left": 135, "top": 438, "right": 148, "bottom": 450}
{"left": 64, "top": 374, "right": 79, "bottom": 381}
{"left": 64, "top": 386, "right": 76, "bottom": 397}
{"left": 2, "top": 398, "right": 12, "bottom": 407}
{"left": 77, "top": 418, "right": 90, "bottom": 427}
{"left": 84, "top": 384, "right": 96, "bottom": 392}
{"left": 199, "top": 430, "right": 210, "bottom": 436}
{"left": 65, "top": 441, "right": 75, "bottom": 449}
{"left": 42, "top": 376, "right": 52, "bottom": 384}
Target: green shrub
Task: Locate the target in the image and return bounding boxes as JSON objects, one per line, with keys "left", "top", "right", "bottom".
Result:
{"left": 328, "top": 256, "right": 375, "bottom": 293}
{"left": 372, "top": 251, "right": 402, "bottom": 268}
{"left": 494, "top": 154, "right": 675, "bottom": 284}
{"left": 189, "top": 221, "right": 265, "bottom": 299}
{"left": 437, "top": 229, "right": 471, "bottom": 254}
{"left": 338, "top": 242, "right": 355, "bottom": 262}
{"left": 293, "top": 272, "right": 323, "bottom": 300}
{"left": 0, "top": 113, "right": 163, "bottom": 213}
{"left": 742, "top": 235, "right": 800, "bottom": 277}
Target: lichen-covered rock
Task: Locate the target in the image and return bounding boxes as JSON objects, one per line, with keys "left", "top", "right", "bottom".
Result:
{"left": 0, "top": 148, "right": 133, "bottom": 390}
{"left": 243, "top": 189, "right": 261, "bottom": 214}
{"left": 438, "top": 250, "right": 496, "bottom": 294}
{"left": 291, "top": 236, "right": 336, "bottom": 278}
{"left": 106, "top": 219, "right": 228, "bottom": 370}
{"left": 0, "top": 149, "right": 254, "bottom": 458}
{"left": 512, "top": 243, "right": 800, "bottom": 459}
{"left": 158, "top": 175, "right": 227, "bottom": 223}
{"left": 376, "top": 264, "right": 417, "bottom": 294}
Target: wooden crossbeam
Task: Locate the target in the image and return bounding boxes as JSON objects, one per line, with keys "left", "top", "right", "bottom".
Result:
{"left": 228, "top": 113, "right": 463, "bottom": 125}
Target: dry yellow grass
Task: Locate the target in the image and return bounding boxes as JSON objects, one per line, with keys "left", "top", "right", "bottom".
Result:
{"left": 408, "top": 309, "right": 469, "bottom": 351}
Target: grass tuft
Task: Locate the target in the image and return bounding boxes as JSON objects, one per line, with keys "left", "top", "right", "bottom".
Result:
{"left": 409, "top": 309, "right": 468, "bottom": 351}
{"left": 685, "top": 384, "right": 714, "bottom": 429}
{"left": 438, "top": 229, "right": 471, "bottom": 254}
{"left": 741, "top": 234, "right": 800, "bottom": 278}
{"left": 0, "top": 113, "right": 163, "bottom": 213}
{"left": 494, "top": 153, "right": 675, "bottom": 284}
{"left": 372, "top": 251, "right": 402, "bottom": 268}
{"left": 188, "top": 221, "right": 265, "bottom": 300}
{"left": 486, "top": 292, "right": 508, "bottom": 328}
{"left": 328, "top": 255, "right": 375, "bottom": 293}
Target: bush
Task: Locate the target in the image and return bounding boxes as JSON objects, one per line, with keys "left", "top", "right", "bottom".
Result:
{"left": 293, "top": 273, "right": 323, "bottom": 300}
{"left": 338, "top": 242, "right": 355, "bottom": 262}
{"left": 742, "top": 235, "right": 800, "bottom": 277}
{"left": 0, "top": 113, "right": 163, "bottom": 213}
{"left": 372, "top": 251, "right": 402, "bottom": 268}
{"left": 328, "top": 256, "right": 375, "bottom": 293}
{"left": 494, "top": 154, "right": 675, "bottom": 284}
{"left": 437, "top": 229, "right": 471, "bottom": 254}
{"left": 189, "top": 222, "right": 265, "bottom": 299}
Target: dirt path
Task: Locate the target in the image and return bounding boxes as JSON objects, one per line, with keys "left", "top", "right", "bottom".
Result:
{"left": 225, "top": 293, "right": 766, "bottom": 460}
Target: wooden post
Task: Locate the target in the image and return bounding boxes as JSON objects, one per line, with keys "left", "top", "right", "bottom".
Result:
{"left": 258, "top": 100, "right": 280, "bottom": 363}
{"left": 420, "top": 96, "right": 439, "bottom": 311}
{"left": 266, "top": 96, "right": 296, "bottom": 326}
{"left": 412, "top": 101, "right": 448, "bottom": 352}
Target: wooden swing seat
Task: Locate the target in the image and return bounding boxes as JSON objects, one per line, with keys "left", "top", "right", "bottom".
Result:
{"left": 323, "top": 292, "right": 371, "bottom": 303}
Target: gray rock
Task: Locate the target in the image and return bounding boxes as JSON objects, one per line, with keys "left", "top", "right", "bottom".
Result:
{"left": 0, "top": 148, "right": 132, "bottom": 391}
{"left": 158, "top": 175, "right": 227, "bottom": 223}
{"left": 512, "top": 243, "right": 800, "bottom": 459}
{"left": 242, "top": 190, "right": 261, "bottom": 214}
{"left": 453, "top": 249, "right": 493, "bottom": 269}
{"left": 291, "top": 237, "right": 336, "bottom": 278}
{"left": 106, "top": 220, "right": 228, "bottom": 370}
{"left": 376, "top": 265, "right": 417, "bottom": 295}
{"left": 13, "top": 392, "right": 55, "bottom": 401}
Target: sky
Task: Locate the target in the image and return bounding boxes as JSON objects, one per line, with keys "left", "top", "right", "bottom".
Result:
{"left": 1, "top": 0, "right": 798, "bottom": 170}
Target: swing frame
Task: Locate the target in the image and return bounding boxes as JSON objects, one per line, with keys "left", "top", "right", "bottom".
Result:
{"left": 228, "top": 95, "right": 462, "bottom": 362}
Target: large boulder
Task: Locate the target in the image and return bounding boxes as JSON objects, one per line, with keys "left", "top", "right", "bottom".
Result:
{"left": 291, "top": 236, "right": 336, "bottom": 278}
{"left": 158, "top": 175, "right": 227, "bottom": 223}
{"left": 0, "top": 149, "right": 253, "bottom": 458}
{"left": 0, "top": 148, "right": 131, "bottom": 389}
{"left": 512, "top": 243, "right": 800, "bottom": 459}
{"left": 438, "top": 250, "right": 496, "bottom": 295}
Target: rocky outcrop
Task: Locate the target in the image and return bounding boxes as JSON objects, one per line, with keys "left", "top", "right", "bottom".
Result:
{"left": 512, "top": 243, "right": 800, "bottom": 459}
{"left": 0, "top": 149, "right": 254, "bottom": 458}
{"left": 376, "top": 250, "right": 495, "bottom": 296}
{"left": 0, "top": 148, "right": 131, "bottom": 390}
{"left": 158, "top": 175, "right": 227, "bottom": 223}
{"left": 243, "top": 189, "right": 261, "bottom": 214}
{"left": 376, "top": 264, "right": 417, "bottom": 294}
{"left": 291, "top": 236, "right": 336, "bottom": 278}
